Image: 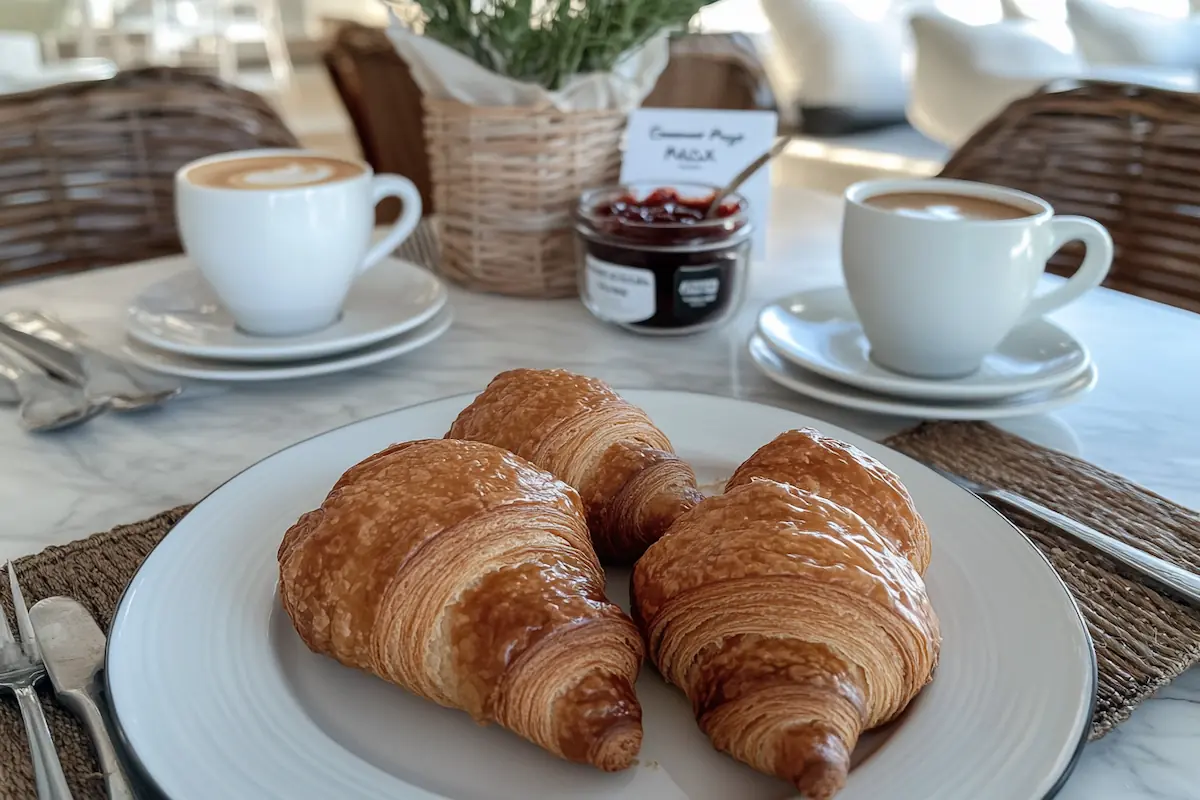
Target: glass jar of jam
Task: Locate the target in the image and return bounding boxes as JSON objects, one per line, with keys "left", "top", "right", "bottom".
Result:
{"left": 574, "top": 181, "right": 752, "bottom": 335}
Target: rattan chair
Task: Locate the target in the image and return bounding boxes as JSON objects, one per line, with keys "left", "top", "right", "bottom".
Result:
{"left": 0, "top": 67, "right": 299, "bottom": 285}
{"left": 940, "top": 80, "right": 1200, "bottom": 315}
{"left": 323, "top": 20, "right": 433, "bottom": 222}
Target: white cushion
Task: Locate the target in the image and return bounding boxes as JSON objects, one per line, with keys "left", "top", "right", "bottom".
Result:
{"left": 906, "top": 13, "right": 1085, "bottom": 145}
{"left": 1066, "top": 0, "right": 1200, "bottom": 67}
{"left": 760, "top": 0, "right": 924, "bottom": 113}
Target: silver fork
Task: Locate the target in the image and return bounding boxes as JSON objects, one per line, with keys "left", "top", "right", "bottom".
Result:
{"left": 0, "top": 562, "right": 73, "bottom": 799}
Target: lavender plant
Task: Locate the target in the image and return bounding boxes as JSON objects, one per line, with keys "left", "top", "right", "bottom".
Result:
{"left": 390, "top": 0, "right": 715, "bottom": 90}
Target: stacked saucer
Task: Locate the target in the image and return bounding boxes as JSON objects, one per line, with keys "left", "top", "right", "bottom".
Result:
{"left": 123, "top": 257, "right": 452, "bottom": 382}
{"left": 749, "top": 287, "right": 1097, "bottom": 420}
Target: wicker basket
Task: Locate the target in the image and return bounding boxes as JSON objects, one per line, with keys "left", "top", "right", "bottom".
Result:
{"left": 0, "top": 67, "right": 298, "bottom": 285}
{"left": 423, "top": 98, "right": 626, "bottom": 298}
{"left": 941, "top": 80, "right": 1200, "bottom": 315}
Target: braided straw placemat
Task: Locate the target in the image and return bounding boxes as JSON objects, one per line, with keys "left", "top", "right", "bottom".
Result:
{"left": 1, "top": 422, "right": 1197, "bottom": 797}
{"left": 885, "top": 422, "right": 1200, "bottom": 739}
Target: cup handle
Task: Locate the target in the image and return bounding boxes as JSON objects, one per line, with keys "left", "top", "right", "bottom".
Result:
{"left": 358, "top": 174, "right": 423, "bottom": 275}
{"left": 1022, "top": 215, "right": 1113, "bottom": 322}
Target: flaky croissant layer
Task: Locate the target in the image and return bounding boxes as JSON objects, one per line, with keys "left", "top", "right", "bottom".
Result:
{"left": 727, "top": 428, "right": 932, "bottom": 574}
{"left": 632, "top": 479, "right": 940, "bottom": 799}
{"left": 279, "top": 438, "right": 645, "bottom": 771}
{"left": 448, "top": 368, "right": 704, "bottom": 564}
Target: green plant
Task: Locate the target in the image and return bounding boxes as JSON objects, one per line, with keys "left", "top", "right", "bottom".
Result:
{"left": 391, "top": 0, "right": 716, "bottom": 90}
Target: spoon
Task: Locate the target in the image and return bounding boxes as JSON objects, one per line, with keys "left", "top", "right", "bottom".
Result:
{"left": 705, "top": 135, "right": 793, "bottom": 219}
{"left": 0, "top": 344, "right": 105, "bottom": 432}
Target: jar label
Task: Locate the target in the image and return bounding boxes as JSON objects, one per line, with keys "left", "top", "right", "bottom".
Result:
{"left": 675, "top": 264, "right": 724, "bottom": 324}
{"left": 585, "top": 257, "right": 656, "bottom": 323}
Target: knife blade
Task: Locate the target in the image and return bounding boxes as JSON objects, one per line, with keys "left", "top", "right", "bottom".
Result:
{"left": 916, "top": 457, "right": 1200, "bottom": 607}
{"left": 29, "top": 597, "right": 136, "bottom": 800}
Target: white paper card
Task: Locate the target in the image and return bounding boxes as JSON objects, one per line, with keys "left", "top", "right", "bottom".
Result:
{"left": 619, "top": 108, "right": 779, "bottom": 254}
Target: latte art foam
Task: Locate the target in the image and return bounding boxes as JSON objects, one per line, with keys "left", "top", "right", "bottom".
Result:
{"left": 185, "top": 154, "right": 364, "bottom": 190}
{"left": 242, "top": 162, "right": 335, "bottom": 187}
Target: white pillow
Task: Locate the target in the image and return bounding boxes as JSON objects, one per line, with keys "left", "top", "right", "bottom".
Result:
{"left": 1066, "top": 0, "right": 1200, "bottom": 67}
{"left": 906, "top": 13, "right": 1085, "bottom": 145}
{"left": 1001, "top": 0, "right": 1067, "bottom": 21}
{"left": 761, "top": 0, "right": 918, "bottom": 113}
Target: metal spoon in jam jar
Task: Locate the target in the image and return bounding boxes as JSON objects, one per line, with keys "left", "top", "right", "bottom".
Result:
{"left": 704, "top": 135, "right": 793, "bottom": 219}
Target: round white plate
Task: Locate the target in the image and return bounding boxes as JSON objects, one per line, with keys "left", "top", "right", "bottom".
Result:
{"left": 121, "top": 306, "right": 452, "bottom": 382}
{"left": 126, "top": 258, "right": 447, "bottom": 362}
{"left": 107, "top": 391, "right": 1094, "bottom": 800}
{"left": 750, "top": 333, "right": 1098, "bottom": 421}
{"left": 757, "top": 287, "right": 1091, "bottom": 401}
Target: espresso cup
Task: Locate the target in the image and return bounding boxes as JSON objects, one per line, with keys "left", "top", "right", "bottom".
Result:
{"left": 175, "top": 148, "right": 422, "bottom": 337}
{"left": 841, "top": 177, "right": 1113, "bottom": 378}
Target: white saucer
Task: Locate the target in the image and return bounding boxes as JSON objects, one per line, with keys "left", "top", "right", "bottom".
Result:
{"left": 757, "top": 287, "right": 1091, "bottom": 401}
{"left": 126, "top": 257, "right": 447, "bottom": 363}
{"left": 123, "top": 306, "right": 452, "bottom": 382}
{"left": 749, "top": 333, "right": 1097, "bottom": 421}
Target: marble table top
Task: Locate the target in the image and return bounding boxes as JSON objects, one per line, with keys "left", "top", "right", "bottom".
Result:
{"left": 1, "top": 184, "right": 1197, "bottom": 799}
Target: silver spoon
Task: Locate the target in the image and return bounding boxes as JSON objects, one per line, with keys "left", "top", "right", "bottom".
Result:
{"left": 704, "top": 135, "right": 793, "bottom": 219}
{"left": 0, "top": 313, "right": 181, "bottom": 411}
{"left": 0, "top": 344, "right": 105, "bottom": 432}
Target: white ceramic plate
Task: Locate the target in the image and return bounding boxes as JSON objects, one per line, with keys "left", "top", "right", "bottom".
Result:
{"left": 126, "top": 257, "right": 447, "bottom": 362}
{"left": 121, "top": 306, "right": 452, "bottom": 382}
{"left": 107, "top": 391, "right": 1094, "bottom": 800}
{"left": 750, "top": 333, "right": 1098, "bottom": 421}
{"left": 757, "top": 287, "right": 1091, "bottom": 401}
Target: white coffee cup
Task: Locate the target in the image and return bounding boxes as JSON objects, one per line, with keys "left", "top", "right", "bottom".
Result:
{"left": 841, "top": 177, "right": 1113, "bottom": 379}
{"left": 175, "top": 148, "right": 423, "bottom": 337}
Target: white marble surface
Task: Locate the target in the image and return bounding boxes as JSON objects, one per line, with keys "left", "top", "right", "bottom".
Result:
{"left": 1, "top": 183, "right": 1198, "bottom": 798}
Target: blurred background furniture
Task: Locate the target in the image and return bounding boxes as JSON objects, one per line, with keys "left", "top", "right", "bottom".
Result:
{"left": 0, "top": 29, "right": 115, "bottom": 94}
{"left": 907, "top": 7, "right": 1200, "bottom": 147}
{"left": 643, "top": 31, "right": 775, "bottom": 112}
{"left": 323, "top": 19, "right": 430, "bottom": 222}
{"left": 0, "top": 66, "right": 298, "bottom": 285}
{"left": 940, "top": 80, "right": 1200, "bottom": 314}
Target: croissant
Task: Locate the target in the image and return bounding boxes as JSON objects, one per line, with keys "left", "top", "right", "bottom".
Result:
{"left": 278, "top": 438, "right": 645, "bottom": 771}
{"left": 726, "top": 428, "right": 931, "bottom": 574}
{"left": 447, "top": 368, "right": 703, "bottom": 564}
{"left": 632, "top": 479, "right": 940, "bottom": 799}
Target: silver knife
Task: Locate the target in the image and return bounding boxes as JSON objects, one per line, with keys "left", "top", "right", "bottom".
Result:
{"left": 919, "top": 459, "right": 1200, "bottom": 606}
{"left": 28, "top": 597, "right": 136, "bottom": 800}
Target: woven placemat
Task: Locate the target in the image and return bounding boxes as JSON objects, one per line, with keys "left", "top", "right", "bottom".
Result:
{"left": 2, "top": 421, "right": 1198, "bottom": 796}
{"left": 0, "top": 507, "right": 190, "bottom": 800}
{"left": 885, "top": 421, "right": 1200, "bottom": 739}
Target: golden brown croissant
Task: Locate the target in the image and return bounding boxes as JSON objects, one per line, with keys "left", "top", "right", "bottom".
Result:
{"left": 632, "top": 479, "right": 940, "bottom": 799}
{"left": 726, "top": 428, "right": 931, "bottom": 574}
{"left": 278, "top": 438, "right": 645, "bottom": 771}
{"left": 446, "top": 368, "right": 703, "bottom": 564}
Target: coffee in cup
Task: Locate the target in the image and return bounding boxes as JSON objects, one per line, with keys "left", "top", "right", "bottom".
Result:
{"left": 175, "top": 149, "right": 423, "bottom": 337}
{"left": 862, "top": 191, "right": 1031, "bottom": 222}
{"left": 184, "top": 153, "right": 365, "bottom": 191}
{"left": 841, "top": 178, "right": 1113, "bottom": 379}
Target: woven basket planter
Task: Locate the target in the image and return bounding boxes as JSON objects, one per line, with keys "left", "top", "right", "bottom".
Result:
{"left": 423, "top": 98, "right": 626, "bottom": 298}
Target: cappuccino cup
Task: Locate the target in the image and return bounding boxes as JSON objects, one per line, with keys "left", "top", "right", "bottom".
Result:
{"left": 841, "top": 178, "right": 1113, "bottom": 378}
{"left": 175, "top": 149, "right": 423, "bottom": 337}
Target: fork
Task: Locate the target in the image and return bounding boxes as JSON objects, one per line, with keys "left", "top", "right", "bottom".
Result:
{"left": 0, "top": 562, "right": 73, "bottom": 799}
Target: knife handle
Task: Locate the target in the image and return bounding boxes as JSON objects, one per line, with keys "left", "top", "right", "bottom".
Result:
{"left": 991, "top": 488, "right": 1200, "bottom": 606}
{"left": 62, "top": 688, "right": 135, "bottom": 800}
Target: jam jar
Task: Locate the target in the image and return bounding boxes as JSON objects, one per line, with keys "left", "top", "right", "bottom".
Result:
{"left": 574, "top": 181, "right": 752, "bottom": 335}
